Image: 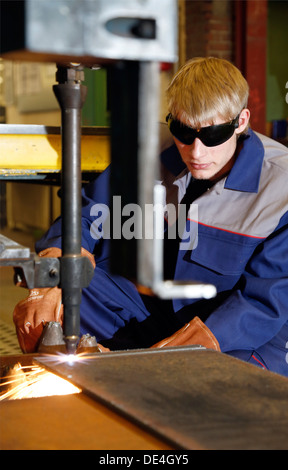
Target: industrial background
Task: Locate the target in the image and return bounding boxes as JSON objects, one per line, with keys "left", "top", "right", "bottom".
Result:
{"left": 0, "top": 0, "right": 288, "bottom": 451}
{"left": 0, "top": 0, "right": 287, "bottom": 237}
{"left": 1, "top": 0, "right": 288, "bottom": 351}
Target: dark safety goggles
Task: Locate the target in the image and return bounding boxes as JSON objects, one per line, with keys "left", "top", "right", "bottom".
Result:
{"left": 166, "top": 113, "right": 239, "bottom": 147}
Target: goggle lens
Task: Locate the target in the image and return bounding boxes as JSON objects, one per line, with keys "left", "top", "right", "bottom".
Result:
{"left": 166, "top": 114, "right": 239, "bottom": 147}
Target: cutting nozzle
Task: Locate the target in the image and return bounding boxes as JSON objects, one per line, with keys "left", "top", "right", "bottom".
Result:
{"left": 64, "top": 336, "right": 79, "bottom": 355}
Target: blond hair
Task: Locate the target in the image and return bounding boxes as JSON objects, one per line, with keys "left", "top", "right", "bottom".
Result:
{"left": 166, "top": 57, "right": 249, "bottom": 128}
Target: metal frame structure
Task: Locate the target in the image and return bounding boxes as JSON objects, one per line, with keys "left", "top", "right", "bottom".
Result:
{"left": 0, "top": 0, "right": 215, "bottom": 353}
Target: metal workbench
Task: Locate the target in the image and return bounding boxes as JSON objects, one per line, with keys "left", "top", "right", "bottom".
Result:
{"left": 1, "top": 347, "right": 288, "bottom": 450}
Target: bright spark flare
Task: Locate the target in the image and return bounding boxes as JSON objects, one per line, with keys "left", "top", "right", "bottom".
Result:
{"left": 38, "top": 351, "right": 97, "bottom": 366}
{"left": 0, "top": 363, "right": 81, "bottom": 401}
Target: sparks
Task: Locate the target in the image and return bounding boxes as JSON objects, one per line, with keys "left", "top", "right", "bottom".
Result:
{"left": 0, "top": 363, "right": 81, "bottom": 401}
{"left": 38, "top": 351, "right": 97, "bottom": 366}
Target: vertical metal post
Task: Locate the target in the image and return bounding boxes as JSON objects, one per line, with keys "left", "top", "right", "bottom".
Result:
{"left": 137, "top": 61, "right": 161, "bottom": 288}
{"left": 53, "top": 65, "right": 87, "bottom": 353}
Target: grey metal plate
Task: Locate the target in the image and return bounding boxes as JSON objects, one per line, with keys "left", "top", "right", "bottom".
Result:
{"left": 26, "top": 0, "right": 178, "bottom": 62}
{"left": 37, "top": 347, "right": 288, "bottom": 450}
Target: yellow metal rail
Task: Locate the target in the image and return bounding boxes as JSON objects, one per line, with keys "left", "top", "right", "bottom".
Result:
{"left": 0, "top": 124, "right": 110, "bottom": 178}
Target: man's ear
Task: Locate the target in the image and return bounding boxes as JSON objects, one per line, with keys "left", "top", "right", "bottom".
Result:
{"left": 236, "top": 108, "right": 250, "bottom": 134}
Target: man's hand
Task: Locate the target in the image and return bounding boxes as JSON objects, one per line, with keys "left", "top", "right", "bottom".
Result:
{"left": 13, "top": 286, "right": 63, "bottom": 353}
{"left": 13, "top": 246, "right": 95, "bottom": 353}
{"left": 151, "top": 316, "right": 220, "bottom": 351}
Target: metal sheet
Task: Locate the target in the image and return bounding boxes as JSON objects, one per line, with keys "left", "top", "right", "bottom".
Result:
{"left": 1, "top": 0, "right": 178, "bottom": 63}
{"left": 27, "top": 0, "right": 178, "bottom": 63}
{"left": 0, "top": 355, "right": 171, "bottom": 449}
{"left": 37, "top": 347, "right": 288, "bottom": 450}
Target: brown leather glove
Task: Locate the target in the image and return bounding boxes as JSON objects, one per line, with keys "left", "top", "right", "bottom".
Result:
{"left": 95, "top": 317, "right": 220, "bottom": 353}
{"left": 13, "top": 247, "right": 95, "bottom": 353}
{"left": 151, "top": 316, "right": 220, "bottom": 351}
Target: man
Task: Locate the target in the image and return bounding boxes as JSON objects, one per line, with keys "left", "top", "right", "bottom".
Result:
{"left": 13, "top": 57, "right": 288, "bottom": 377}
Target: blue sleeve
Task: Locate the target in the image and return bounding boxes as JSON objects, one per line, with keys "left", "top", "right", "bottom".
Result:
{"left": 205, "top": 211, "right": 288, "bottom": 352}
{"left": 35, "top": 166, "right": 111, "bottom": 255}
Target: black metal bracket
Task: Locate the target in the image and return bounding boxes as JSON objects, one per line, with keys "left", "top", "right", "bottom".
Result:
{"left": 0, "top": 254, "right": 60, "bottom": 289}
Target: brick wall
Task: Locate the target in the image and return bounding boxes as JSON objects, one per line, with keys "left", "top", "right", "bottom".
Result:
{"left": 183, "top": 0, "right": 268, "bottom": 134}
{"left": 185, "top": 0, "right": 234, "bottom": 62}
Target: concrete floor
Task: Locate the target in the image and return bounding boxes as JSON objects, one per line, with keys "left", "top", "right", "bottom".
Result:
{"left": 0, "top": 228, "right": 37, "bottom": 355}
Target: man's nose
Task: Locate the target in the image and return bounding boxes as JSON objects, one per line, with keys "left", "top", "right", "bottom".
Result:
{"left": 188, "top": 137, "right": 206, "bottom": 158}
